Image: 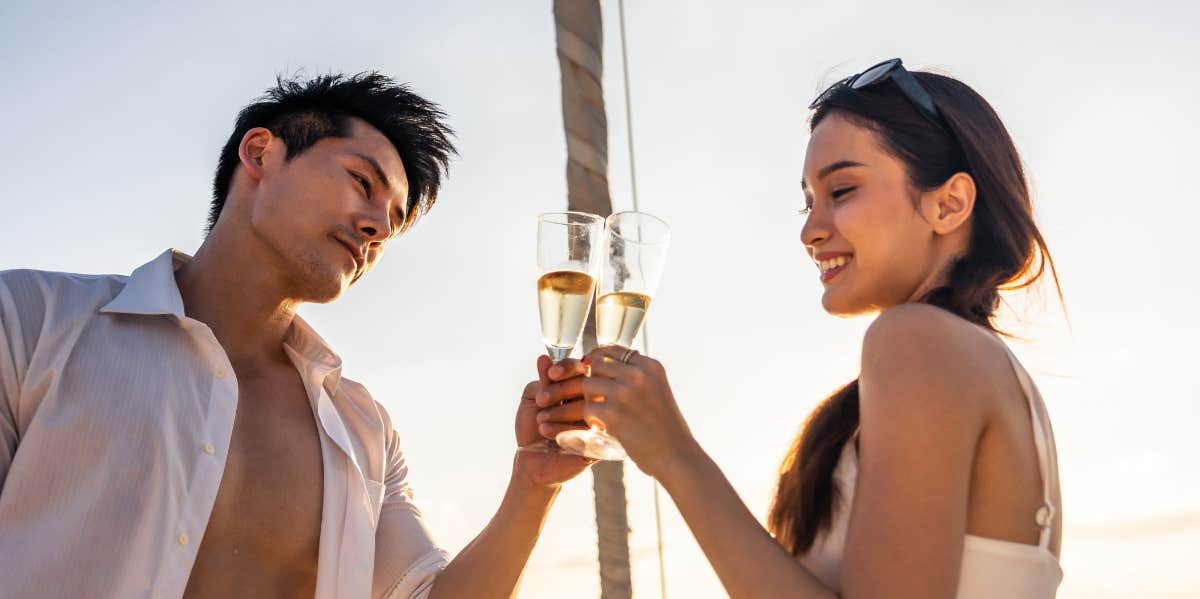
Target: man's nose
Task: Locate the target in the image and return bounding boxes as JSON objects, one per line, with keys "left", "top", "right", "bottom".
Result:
{"left": 355, "top": 211, "right": 391, "bottom": 242}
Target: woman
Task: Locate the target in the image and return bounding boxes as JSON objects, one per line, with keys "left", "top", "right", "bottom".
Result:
{"left": 533, "top": 58, "right": 1064, "bottom": 598}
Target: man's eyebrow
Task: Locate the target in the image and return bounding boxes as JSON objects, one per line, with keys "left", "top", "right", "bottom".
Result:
{"left": 801, "top": 160, "right": 868, "bottom": 189}
{"left": 350, "top": 152, "right": 393, "bottom": 192}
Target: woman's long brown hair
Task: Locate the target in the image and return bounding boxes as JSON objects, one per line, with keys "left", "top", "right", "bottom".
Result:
{"left": 767, "top": 71, "right": 1062, "bottom": 555}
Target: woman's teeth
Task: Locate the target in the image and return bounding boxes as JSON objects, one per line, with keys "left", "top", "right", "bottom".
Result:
{"left": 819, "top": 255, "right": 851, "bottom": 274}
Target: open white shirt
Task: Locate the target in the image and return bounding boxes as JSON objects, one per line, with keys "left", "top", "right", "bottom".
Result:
{"left": 0, "top": 249, "right": 448, "bottom": 598}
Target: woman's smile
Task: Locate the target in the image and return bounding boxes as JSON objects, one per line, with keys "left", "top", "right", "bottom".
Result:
{"left": 815, "top": 252, "right": 854, "bottom": 284}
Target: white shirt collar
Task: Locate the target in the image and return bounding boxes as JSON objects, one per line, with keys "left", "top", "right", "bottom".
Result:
{"left": 99, "top": 248, "right": 188, "bottom": 318}
{"left": 100, "top": 248, "right": 345, "bottom": 395}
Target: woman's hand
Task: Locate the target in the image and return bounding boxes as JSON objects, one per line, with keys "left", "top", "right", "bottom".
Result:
{"left": 537, "top": 347, "right": 700, "bottom": 479}
{"left": 514, "top": 355, "right": 594, "bottom": 488}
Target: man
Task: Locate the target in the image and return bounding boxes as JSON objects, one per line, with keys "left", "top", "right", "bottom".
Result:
{"left": 0, "top": 72, "right": 592, "bottom": 598}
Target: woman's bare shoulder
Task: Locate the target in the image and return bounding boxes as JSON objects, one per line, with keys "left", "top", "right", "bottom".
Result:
{"left": 860, "top": 304, "right": 1013, "bottom": 422}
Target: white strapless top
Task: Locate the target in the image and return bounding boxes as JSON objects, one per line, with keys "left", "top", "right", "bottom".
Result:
{"left": 798, "top": 343, "right": 1063, "bottom": 597}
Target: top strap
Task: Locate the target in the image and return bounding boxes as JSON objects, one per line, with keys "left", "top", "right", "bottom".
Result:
{"left": 998, "top": 343, "right": 1058, "bottom": 549}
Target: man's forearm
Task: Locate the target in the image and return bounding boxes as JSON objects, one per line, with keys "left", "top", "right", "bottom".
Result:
{"left": 427, "top": 459, "right": 560, "bottom": 599}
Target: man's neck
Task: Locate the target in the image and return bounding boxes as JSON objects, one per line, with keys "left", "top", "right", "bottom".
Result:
{"left": 175, "top": 237, "right": 299, "bottom": 372}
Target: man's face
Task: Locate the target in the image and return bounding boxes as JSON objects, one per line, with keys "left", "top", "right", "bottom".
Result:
{"left": 246, "top": 118, "right": 410, "bottom": 303}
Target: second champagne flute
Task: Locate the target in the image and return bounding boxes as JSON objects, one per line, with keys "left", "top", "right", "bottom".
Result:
{"left": 556, "top": 210, "right": 670, "bottom": 460}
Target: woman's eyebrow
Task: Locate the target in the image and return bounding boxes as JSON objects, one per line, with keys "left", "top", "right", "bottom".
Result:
{"left": 801, "top": 160, "right": 867, "bottom": 188}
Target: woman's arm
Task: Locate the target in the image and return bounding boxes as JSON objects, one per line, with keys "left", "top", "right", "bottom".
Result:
{"left": 537, "top": 304, "right": 991, "bottom": 599}
{"left": 537, "top": 352, "right": 837, "bottom": 599}
{"left": 655, "top": 440, "right": 839, "bottom": 598}
{"left": 840, "top": 305, "right": 987, "bottom": 598}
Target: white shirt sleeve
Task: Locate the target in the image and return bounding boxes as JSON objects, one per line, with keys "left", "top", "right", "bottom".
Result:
{"left": 372, "top": 412, "right": 449, "bottom": 599}
{"left": 0, "top": 271, "right": 40, "bottom": 489}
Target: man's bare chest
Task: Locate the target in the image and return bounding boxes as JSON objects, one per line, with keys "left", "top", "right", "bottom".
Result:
{"left": 184, "top": 368, "right": 325, "bottom": 595}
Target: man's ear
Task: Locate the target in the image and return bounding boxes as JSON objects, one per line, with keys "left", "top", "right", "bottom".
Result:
{"left": 922, "top": 171, "right": 976, "bottom": 235}
{"left": 237, "top": 127, "right": 275, "bottom": 183}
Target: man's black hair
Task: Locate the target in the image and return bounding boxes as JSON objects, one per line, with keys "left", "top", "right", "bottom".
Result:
{"left": 208, "top": 72, "right": 456, "bottom": 233}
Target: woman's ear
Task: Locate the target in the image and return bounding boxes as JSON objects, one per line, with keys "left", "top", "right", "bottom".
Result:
{"left": 922, "top": 172, "right": 976, "bottom": 235}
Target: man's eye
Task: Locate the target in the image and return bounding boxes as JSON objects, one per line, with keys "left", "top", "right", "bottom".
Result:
{"left": 350, "top": 172, "right": 371, "bottom": 194}
{"left": 831, "top": 186, "right": 856, "bottom": 200}
{"left": 798, "top": 205, "right": 812, "bottom": 216}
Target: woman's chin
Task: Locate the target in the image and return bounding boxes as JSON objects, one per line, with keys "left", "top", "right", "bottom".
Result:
{"left": 820, "top": 290, "right": 851, "bottom": 316}
{"left": 820, "top": 288, "right": 874, "bottom": 318}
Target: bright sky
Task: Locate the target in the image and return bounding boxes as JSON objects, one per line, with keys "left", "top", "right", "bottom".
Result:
{"left": 2, "top": 1, "right": 1198, "bottom": 597}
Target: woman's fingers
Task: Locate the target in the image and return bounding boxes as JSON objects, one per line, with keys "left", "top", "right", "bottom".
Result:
{"left": 534, "top": 376, "right": 587, "bottom": 408}
{"left": 580, "top": 377, "right": 621, "bottom": 429}
{"left": 580, "top": 375, "right": 622, "bottom": 401}
{"left": 538, "top": 398, "right": 585, "bottom": 423}
{"left": 584, "top": 350, "right": 640, "bottom": 380}
{"left": 586, "top": 345, "right": 636, "bottom": 363}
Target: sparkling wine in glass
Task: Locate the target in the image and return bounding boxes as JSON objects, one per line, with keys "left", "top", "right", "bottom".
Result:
{"left": 556, "top": 210, "right": 670, "bottom": 460}
{"left": 537, "top": 212, "right": 604, "bottom": 361}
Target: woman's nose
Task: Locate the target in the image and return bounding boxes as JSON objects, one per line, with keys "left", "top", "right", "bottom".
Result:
{"left": 800, "top": 205, "right": 831, "bottom": 249}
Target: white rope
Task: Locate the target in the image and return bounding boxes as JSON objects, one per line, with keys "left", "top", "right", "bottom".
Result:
{"left": 617, "top": 2, "right": 667, "bottom": 598}
{"left": 618, "top": 0, "right": 641, "bottom": 214}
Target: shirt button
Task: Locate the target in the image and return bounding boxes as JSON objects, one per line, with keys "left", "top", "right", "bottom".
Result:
{"left": 178, "top": 533, "right": 190, "bottom": 546}
{"left": 215, "top": 368, "right": 227, "bottom": 379}
{"left": 203, "top": 443, "right": 215, "bottom": 455}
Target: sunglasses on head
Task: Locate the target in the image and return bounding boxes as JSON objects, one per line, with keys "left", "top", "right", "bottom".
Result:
{"left": 809, "top": 58, "right": 951, "bottom": 134}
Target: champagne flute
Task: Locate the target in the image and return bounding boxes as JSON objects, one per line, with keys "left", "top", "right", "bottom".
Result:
{"left": 529, "top": 211, "right": 603, "bottom": 455}
{"left": 537, "top": 212, "right": 604, "bottom": 362}
{"left": 555, "top": 210, "right": 670, "bottom": 460}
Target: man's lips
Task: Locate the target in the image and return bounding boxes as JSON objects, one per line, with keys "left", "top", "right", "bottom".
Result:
{"left": 333, "top": 237, "right": 364, "bottom": 272}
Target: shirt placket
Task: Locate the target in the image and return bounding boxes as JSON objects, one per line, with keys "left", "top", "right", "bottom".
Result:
{"left": 317, "top": 385, "right": 375, "bottom": 599}
{"left": 151, "top": 321, "right": 240, "bottom": 597}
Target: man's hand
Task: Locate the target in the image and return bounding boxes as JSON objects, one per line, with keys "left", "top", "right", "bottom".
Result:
{"left": 513, "top": 355, "right": 594, "bottom": 488}
{"left": 536, "top": 348, "right": 700, "bottom": 480}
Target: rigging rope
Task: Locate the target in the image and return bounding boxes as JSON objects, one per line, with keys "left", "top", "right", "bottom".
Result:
{"left": 616, "top": 2, "right": 667, "bottom": 598}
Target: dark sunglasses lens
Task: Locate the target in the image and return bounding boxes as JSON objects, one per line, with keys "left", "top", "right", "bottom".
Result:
{"left": 851, "top": 59, "right": 901, "bottom": 90}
